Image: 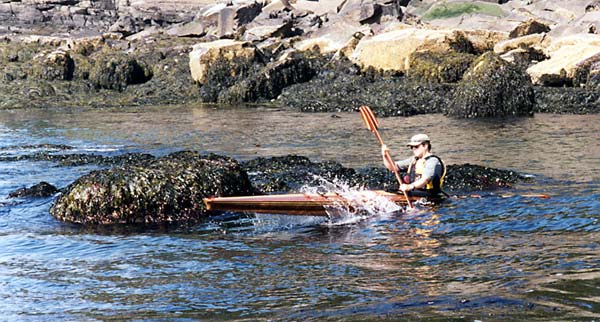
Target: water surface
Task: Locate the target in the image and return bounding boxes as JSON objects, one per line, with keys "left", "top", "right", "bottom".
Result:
{"left": 0, "top": 105, "right": 598, "bottom": 320}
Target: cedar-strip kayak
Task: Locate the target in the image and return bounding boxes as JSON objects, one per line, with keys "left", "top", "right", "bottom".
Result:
{"left": 203, "top": 190, "right": 421, "bottom": 216}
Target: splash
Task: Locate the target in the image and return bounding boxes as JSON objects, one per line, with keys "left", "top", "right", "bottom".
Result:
{"left": 301, "top": 176, "right": 404, "bottom": 225}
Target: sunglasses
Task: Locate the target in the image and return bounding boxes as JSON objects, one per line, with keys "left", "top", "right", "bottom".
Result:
{"left": 409, "top": 144, "right": 421, "bottom": 150}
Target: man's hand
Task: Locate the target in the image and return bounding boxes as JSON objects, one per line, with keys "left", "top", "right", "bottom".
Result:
{"left": 400, "top": 183, "right": 414, "bottom": 192}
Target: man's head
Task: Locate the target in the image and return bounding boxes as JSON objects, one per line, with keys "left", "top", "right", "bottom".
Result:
{"left": 407, "top": 133, "right": 431, "bottom": 154}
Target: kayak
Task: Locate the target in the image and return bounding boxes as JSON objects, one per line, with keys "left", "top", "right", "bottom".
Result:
{"left": 203, "top": 190, "right": 421, "bottom": 216}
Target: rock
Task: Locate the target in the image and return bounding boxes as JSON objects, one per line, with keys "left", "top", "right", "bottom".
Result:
{"left": 242, "top": 155, "right": 359, "bottom": 193}
{"left": 217, "top": 51, "right": 322, "bottom": 103}
{"left": 50, "top": 152, "right": 254, "bottom": 225}
{"left": 242, "top": 19, "right": 295, "bottom": 42}
{"left": 9, "top": 182, "right": 59, "bottom": 198}
{"left": 446, "top": 51, "right": 535, "bottom": 118}
{"left": 407, "top": 50, "right": 476, "bottom": 83}
{"left": 294, "top": 17, "right": 370, "bottom": 54}
{"left": 509, "top": 18, "right": 551, "bottom": 38}
{"left": 526, "top": 34, "right": 600, "bottom": 86}
{"left": 277, "top": 57, "right": 452, "bottom": 116}
{"left": 32, "top": 49, "right": 75, "bottom": 81}
{"left": 164, "top": 20, "right": 207, "bottom": 38}
{"left": 350, "top": 27, "right": 455, "bottom": 72}
{"left": 89, "top": 53, "right": 153, "bottom": 91}
{"left": 189, "top": 39, "right": 256, "bottom": 85}
{"left": 108, "top": 15, "right": 144, "bottom": 37}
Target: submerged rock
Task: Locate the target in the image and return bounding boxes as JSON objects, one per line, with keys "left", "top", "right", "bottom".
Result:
{"left": 9, "top": 182, "right": 59, "bottom": 198}
{"left": 50, "top": 152, "right": 253, "bottom": 225}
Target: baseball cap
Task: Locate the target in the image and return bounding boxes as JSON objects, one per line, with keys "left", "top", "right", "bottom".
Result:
{"left": 406, "top": 133, "right": 430, "bottom": 146}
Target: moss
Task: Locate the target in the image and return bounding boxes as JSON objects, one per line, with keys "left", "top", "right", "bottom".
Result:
{"left": 422, "top": 1, "right": 505, "bottom": 21}
{"left": 407, "top": 51, "right": 476, "bottom": 83}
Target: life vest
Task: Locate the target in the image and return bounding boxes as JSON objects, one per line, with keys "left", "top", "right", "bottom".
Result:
{"left": 407, "top": 155, "right": 446, "bottom": 195}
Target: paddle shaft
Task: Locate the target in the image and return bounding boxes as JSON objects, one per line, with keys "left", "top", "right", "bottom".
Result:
{"left": 359, "top": 106, "right": 413, "bottom": 208}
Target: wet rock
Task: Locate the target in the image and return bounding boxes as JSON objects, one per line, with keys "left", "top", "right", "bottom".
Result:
{"left": 446, "top": 51, "right": 534, "bottom": 118}
{"left": 444, "top": 164, "right": 526, "bottom": 192}
{"left": 50, "top": 152, "right": 253, "bottom": 225}
{"left": 277, "top": 57, "right": 452, "bottom": 116}
{"left": 89, "top": 52, "right": 153, "bottom": 91}
{"left": 242, "top": 155, "right": 359, "bottom": 193}
{"left": 533, "top": 86, "right": 600, "bottom": 114}
{"left": 241, "top": 154, "right": 528, "bottom": 194}
{"left": 9, "top": 182, "right": 59, "bottom": 198}
{"left": 218, "top": 52, "right": 323, "bottom": 104}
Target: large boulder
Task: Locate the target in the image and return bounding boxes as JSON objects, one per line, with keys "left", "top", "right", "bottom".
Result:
{"left": 218, "top": 51, "right": 323, "bottom": 104}
{"left": 88, "top": 53, "right": 153, "bottom": 91}
{"left": 50, "top": 152, "right": 254, "bottom": 225}
{"left": 446, "top": 51, "right": 535, "bottom": 118}
{"left": 349, "top": 27, "right": 496, "bottom": 73}
{"left": 189, "top": 39, "right": 256, "bottom": 85}
{"left": 527, "top": 34, "right": 600, "bottom": 86}
{"left": 31, "top": 49, "right": 75, "bottom": 81}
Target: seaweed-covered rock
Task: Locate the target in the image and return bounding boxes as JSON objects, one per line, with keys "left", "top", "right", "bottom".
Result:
{"left": 443, "top": 164, "right": 527, "bottom": 192}
{"left": 32, "top": 50, "right": 75, "bottom": 81}
{"left": 50, "top": 152, "right": 253, "bottom": 225}
{"left": 407, "top": 51, "right": 476, "bottom": 83}
{"left": 218, "top": 53, "right": 323, "bottom": 104}
{"left": 446, "top": 51, "right": 535, "bottom": 118}
{"left": 278, "top": 59, "right": 452, "bottom": 116}
{"left": 533, "top": 86, "right": 600, "bottom": 114}
{"left": 9, "top": 182, "right": 59, "bottom": 198}
{"left": 241, "top": 155, "right": 358, "bottom": 193}
{"left": 89, "top": 53, "right": 153, "bottom": 91}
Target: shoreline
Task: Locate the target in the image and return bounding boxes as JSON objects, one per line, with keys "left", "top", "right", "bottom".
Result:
{"left": 0, "top": 0, "right": 599, "bottom": 116}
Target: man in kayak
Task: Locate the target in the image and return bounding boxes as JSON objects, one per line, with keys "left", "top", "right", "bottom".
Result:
{"left": 381, "top": 133, "right": 447, "bottom": 199}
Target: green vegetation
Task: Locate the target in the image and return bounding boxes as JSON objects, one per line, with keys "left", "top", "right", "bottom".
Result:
{"left": 422, "top": 1, "right": 505, "bottom": 21}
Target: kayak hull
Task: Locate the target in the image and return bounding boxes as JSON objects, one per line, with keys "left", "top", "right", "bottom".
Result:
{"left": 203, "top": 190, "right": 420, "bottom": 216}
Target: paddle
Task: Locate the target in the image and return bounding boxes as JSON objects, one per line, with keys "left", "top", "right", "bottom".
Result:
{"left": 359, "top": 105, "right": 413, "bottom": 209}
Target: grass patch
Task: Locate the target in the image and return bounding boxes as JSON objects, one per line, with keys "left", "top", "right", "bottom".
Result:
{"left": 422, "top": 1, "right": 505, "bottom": 21}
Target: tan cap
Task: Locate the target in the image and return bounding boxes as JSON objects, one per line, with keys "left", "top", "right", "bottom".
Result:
{"left": 406, "top": 133, "right": 430, "bottom": 146}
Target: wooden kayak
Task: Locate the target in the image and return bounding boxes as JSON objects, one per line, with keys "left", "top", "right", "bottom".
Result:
{"left": 203, "top": 190, "right": 421, "bottom": 216}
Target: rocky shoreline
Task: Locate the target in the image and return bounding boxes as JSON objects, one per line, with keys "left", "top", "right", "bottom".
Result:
{"left": 1, "top": 0, "right": 599, "bottom": 115}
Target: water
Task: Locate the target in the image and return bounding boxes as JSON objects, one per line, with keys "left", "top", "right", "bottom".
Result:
{"left": 0, "top": 105, "right": 598, "bottom": 320}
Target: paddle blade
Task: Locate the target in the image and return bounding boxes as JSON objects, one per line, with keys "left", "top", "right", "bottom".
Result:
{"left": 359, "top": 105, "right": 379, "bottom": 131}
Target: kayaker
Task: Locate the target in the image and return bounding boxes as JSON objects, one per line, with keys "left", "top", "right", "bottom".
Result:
{"left": 381, "top": 133, "right": 447, "bottom": 199}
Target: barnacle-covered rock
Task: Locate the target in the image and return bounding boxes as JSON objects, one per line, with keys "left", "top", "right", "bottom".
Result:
{"left": 242, "top": 155, "right": 358, "bottom": 193}
{"left": 50, "top": 152, "right": 253, "bottom": 225}
{"left": 446, "top": 51, "right": 535, "bottom": 118}
{"left": 9, "top": 182, "right": 59, "bottom": 198}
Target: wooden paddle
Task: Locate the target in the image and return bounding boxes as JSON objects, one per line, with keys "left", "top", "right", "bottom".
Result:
{"left": 359, "top": 105, "right": 413, "bottom": 209}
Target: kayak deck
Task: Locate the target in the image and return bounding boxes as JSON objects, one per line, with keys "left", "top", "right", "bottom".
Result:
{"left": 203, "top": 190, "right": 420, "bottom": 216}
